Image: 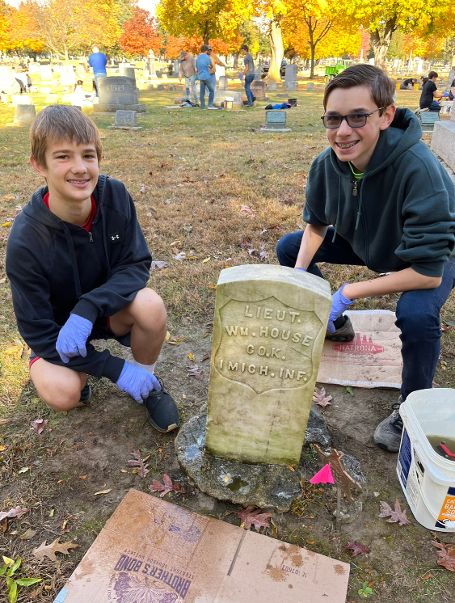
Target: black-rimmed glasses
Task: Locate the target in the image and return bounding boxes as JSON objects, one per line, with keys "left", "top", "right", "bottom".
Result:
{"left": 321, "top": 108, "right": 384, "bottom": 129}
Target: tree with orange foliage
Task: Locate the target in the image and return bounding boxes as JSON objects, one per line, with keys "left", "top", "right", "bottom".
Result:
{"left": 0, "top": 0, "right": 11, "bottom": 52}
{"left": 119, "top": 7, "right": 162, "bottom": 57}
{"left": 7, "top": 1, "right": 45, "bottom": 54}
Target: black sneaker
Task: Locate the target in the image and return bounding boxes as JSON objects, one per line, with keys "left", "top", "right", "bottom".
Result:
{"left": 325, "top": 315, "right": 355, "bottom": 342}
{"left": 144, "top": 379, "right": 180, "bottom": 433}
{"left": 79, "top": 384, "right": 92, "bottom": 404}
{"left": 373, "top": 398, "right": 404, "bottom": 452}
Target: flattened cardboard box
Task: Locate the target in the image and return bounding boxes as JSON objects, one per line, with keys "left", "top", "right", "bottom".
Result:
{"left": 55, "top": 489, "right": 349, "bottom": 602}
{"left": 319, "top": 309, "right": 402, "bottom": 389}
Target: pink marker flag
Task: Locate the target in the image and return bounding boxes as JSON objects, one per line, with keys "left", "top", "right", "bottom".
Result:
{"left": 309, "top": 463, "right": 335, "bottom": 485}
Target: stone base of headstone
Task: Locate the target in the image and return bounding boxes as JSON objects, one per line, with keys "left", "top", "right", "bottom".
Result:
{"left": 431, "top": 120, "right": 455, "bottom": 171}
{"left": 218, "top": 76, "right": 228, "bottom": 90}
{"left": 266, "top": 81, "right": 278, "bottom": 91}
{"left": 14, "top": 104, "right": 36, "bottom": 125}
{"left": 176, "top": 409, "right": 332, "bottom": 512}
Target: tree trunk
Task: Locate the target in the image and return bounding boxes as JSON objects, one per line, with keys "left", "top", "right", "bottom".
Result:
{"left": 266, "top": 20, "right": 284, "bottom": 83}
{"left": 370, "top": 18, "right": 396, "bottom": 70}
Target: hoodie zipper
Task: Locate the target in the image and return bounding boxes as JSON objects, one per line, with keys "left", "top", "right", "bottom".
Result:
{"left": 88, "top": 231, "right": 93, "bottom": 243}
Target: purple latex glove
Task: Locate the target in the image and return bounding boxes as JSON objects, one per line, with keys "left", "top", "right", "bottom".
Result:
{"left": 116, "top": 361, "right": 161, "bottom": 402}
{"left": 327, "top": 284, "right": 354, "bottom": 334}
{"left": 56, "top": 313, "right": 93, "bottom": 363}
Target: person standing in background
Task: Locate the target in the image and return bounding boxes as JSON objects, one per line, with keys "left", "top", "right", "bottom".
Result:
{"left": 179, "top": 51, "right": 198, "bottom": 105}
{"left": 208, "top": 46, "right": 226, "bottom": 95}
{"left": 196, "top": 45, "right": 216, "bottom": 109}
{"left": 88, "top": 45, "right": 107, "bottom": 97}
{"left": 241, "top": 44, "right": 255, "bottom": 107}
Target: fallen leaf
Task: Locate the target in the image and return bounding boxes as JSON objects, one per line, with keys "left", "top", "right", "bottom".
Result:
{"left": 313, "top": 387, "right": 333, "bottom": 408}
{"left": 94, "top": 488, "right": 112, "bottom": 496}
{"left": 379, "top": 500, "right": 411, "bottom": 526}
{"left": 0, "top": 445, "right": 6, "bottom": 452}
{"left": 20, "top": 528, "right": 37, "bottom": 540}
{"left": 173, "top": 251, "right": 186, "bottom": 261}
{"left": 151, "top": 260, "right": 168, "bottom": 271}
{"left": 201, "top": 257, "right": 210, "bottom": 263}
{"left": 240, "top": 205, "right": 255, "bottom": 216}
{"left": 32, "top": 538, "right": 79, "bottom": 561}
{"left": 0, "top": 506, "right": 29, "bottom": 523}
{"left": 0, "top": 418, "right": 11, "bottom": 425}
{"left": 345, "top": 541, "right": 370, "bottom": 557}
{"left": 139, "top": 184, "right": 146, "bottom": 193}
{"left": 236, "top": 506, "right": 272, "bottom": 532}
{"left": 187, "top": 352, "right": 195, "bottom": 362}
{"left": 31, "top": 419, "right": 48, "bottom": 434}
{"left": 313, "top": 445, "right": 362, "bottom": 501}
{"left": 1, "top": 221, "right": 12, "bottom": 227}
{"left": 150, "top": 473, "right": 184, "bottom": 498}
{"left": 17, "top": 466, "right": 30, "bottom": 474}
{"left": 432, "top": 541, "right": 455, "bottom": 571}
{"left": 187, "top": 365, "right": 204, "bottom": 381}
{"left": 127, "top": 450, "right": 149, "bottom": 478}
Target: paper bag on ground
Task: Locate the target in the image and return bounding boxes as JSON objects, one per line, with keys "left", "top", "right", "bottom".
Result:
{"left": 318, "top": 310, "right": 402, "bottom": 389}
{"left": 55, "top": 489, "right": 350, "bottom": 603}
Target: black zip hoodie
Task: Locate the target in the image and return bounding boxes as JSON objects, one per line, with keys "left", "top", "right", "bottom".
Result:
{"left": 304, "top": 108, "right": 455, "bottom": 277}
{"left": 6, "top": 176, "right": 152, "bottom": 382}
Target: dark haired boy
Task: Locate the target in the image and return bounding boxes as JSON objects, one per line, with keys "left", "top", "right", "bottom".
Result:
{"left": 277, "top": 65, "right": 454, "bottom": 452}
{"left": 6, "top": 105, "right": 179, "bottom": 433}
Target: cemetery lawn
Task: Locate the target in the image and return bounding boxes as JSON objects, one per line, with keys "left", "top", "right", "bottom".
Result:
{"left": 0, "top": 86, "right": 454, "bottom": 602}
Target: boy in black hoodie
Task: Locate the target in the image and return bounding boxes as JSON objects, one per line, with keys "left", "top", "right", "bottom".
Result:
{"left": 277, "top": 65, "right": 454, "bottom": 452}
{"left": 6, "top": 105, "right": 179, "bottom": 433}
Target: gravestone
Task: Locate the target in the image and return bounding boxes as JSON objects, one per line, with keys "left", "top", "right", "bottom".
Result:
{"left": 205, "top": 265, "right": 331, "bottom": 465}
{"left": 251, "top": 79, "right": 267, "bottom": 100}
{"left": 214, "top": 90, "right": 243, "bottom": 109}
{"left": 260, "top": 110, "right": 291, "bottom": 132}
{"left": 96, "top": 76, "right": 145, "bottom": 112}
{"left": 14, "top": 104, "right": 36, "bottom": 125}
{"left": 119, "top": 64, "right": 136, "bottom": 83}
{"left": 218, "top": 75, "right": 228, "bottom": 90}
{"left": 284, "top": 64, "right": 298, "bottom": 91}
{"left": 431, "top": 102, "right": 455, "bottom": 170}
{"left": 110, "top": 109, "right": 141, "bottom": 130}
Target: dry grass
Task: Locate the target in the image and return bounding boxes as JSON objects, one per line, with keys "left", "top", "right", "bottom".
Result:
{"left": 0, "top": 82, "right": 454, "bottom": 602}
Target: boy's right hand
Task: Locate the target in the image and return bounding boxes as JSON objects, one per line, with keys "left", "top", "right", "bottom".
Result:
{"left": 116, "top": 361, "right": 161, "bottom": 402}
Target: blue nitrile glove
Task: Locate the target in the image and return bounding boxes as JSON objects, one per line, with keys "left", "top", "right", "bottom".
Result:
{"left": 56, "top": 314, "right": 93, "bottom": 363}
{"left": 295, "top": 267, "right": 307, "bottom": 272}
{"left": 116, "top": 361, "right": 161, "bottom": 402}
{"left": 327, "top": 284, "right": 354, "bottom": 334}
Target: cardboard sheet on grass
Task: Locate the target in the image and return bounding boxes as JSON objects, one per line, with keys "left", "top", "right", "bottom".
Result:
{"left": 318, "top": 310, "right": 402, "bottom": 389}
{"left": 55, "top": 489, "right": 349, "bottom": 603}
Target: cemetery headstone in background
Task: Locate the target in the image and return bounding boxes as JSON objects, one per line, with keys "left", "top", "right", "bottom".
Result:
{"left": 14, "top": 103, "right": 36, "bottom": 126}
{"left": 96, "top": 76, "right": 145, "bottom": 112}
{"left": 431, "top": 99, "right": 455, "bottom": 171}
{"left": 284, "top": 64, "right": 298, "bottom": 91}
{"left": 251, "top": 80, "right": 267, "bottom": 100}
{"left": 110, "top": 110, "right": 141, "bottom": 130}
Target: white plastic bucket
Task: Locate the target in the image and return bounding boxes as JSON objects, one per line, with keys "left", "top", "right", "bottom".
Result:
{"left": 397, "top": 388, "right": 455, "bottom": 531}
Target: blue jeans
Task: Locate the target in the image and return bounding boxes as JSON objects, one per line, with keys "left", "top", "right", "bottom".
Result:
{"left": 244, "top": 74, "right": 255, "bottom": 105}
{"left": 276, "top": 228, "right": 455, "bottom": 400}
{"left": 199, "top": 78, "right": 215, "bottom": 108}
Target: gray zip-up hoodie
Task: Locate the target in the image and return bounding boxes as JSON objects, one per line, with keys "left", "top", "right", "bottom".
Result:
{"left": 304, "top": 108, "right": 455, "bottom": 277}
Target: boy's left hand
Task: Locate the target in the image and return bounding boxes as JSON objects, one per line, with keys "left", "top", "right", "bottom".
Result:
{"left": 56, "top": 314, "right": 93, "bottom": 363}
{"left": 327, "top": 285, "right": 354, "bottom": 333}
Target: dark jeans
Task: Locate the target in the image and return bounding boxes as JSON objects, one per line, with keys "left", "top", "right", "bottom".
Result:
{"left": 199, "top": 78, "right": 215, "bottom": 108}
{"left": 244, "top": 74, "right": 255, "bottom": 105}
{"left": 276, "top": 228, "right": 455, "bottom": 400}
